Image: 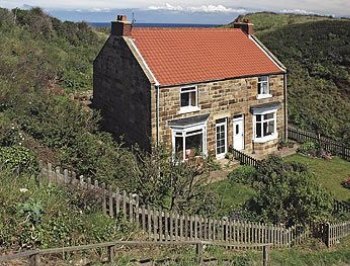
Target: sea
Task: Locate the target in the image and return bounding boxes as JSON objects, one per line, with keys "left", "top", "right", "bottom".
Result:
{"left": 90, "top": 22, "right": 220, "bottom": 28}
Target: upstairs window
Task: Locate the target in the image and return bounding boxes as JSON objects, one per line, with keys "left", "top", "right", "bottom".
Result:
{"left": 257, "top": 76, "right": 271, "bottom": 98}
{"left": 180, "top": 87, "right": 198, "bottom": 112}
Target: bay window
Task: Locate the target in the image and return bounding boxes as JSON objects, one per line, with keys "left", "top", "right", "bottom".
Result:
{"left": 172, "top": 123, "right": 207, "bottom": 161}
{"left": 252, "top": 105, "right": 279, "bottom": 142}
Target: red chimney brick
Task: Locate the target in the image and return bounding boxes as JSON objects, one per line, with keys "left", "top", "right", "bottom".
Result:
{"left": 111, "top": 15, "right": 132, "bottom": 36}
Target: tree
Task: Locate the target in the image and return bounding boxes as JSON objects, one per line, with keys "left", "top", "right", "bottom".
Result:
{"left": 246, "top": 156, "right": 333, "bottom": 226}
{"left": 134, "top": 145, "right": 218, "bottom": 215}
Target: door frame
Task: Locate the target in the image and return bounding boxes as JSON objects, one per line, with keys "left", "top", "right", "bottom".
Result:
{"left": 233, "top": 115, "right": 245, "bottom": 151}
{"left": 215, "top": 118, "right": 228, "bottom": 159}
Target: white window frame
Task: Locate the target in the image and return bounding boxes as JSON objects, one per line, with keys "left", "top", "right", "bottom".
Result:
{"left": 257, "top": 76, "right": 272, "bottom": 99}
{"left": 252, "top": 107, "right": 278, "bottom": 143}
{"left": 171, "top": 122, "right": 207, "bottom": 161}
{"left": 179, "top": 86, "right": 200, "bottom": 114}
{"left": 216, "top": 118, "right": 227, "bottom": 159}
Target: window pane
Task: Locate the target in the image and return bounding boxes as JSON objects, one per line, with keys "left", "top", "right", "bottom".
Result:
{"left": 264, "top": 113, "right": 274, "bottom": 120}
{"left": 190, "top": 91, "right": 196, "bottom": 106}
{"left": 256, "top": 122, "right": 262, "bottom": 138}
{"left": 263, "top": 120, "right": 275, "bottom": 136}
{"left": 181, "top": 87, "right": 196, "bottom": 92}
{"left": 175, "top": 136, "right": 184, "bottom": 160}
{"left": 181, "top": 93, "right": 189, "bottom": 107}
{"left": 256, "top": 115, "right": 262, "bottom": 122}
{"left": 258, "top": 76, "right": 268, "bottom": 82}
{"left": 185, "top": 133, "right": 203, "bottom": 158}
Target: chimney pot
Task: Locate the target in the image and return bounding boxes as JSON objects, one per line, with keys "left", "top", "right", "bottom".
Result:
{"left": 111, "top": 15, "right": 132, "bottom": 36}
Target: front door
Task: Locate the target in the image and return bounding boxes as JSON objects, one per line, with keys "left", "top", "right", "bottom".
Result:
{"left": 233, "top": 116, "right": 244, "bottom": 151}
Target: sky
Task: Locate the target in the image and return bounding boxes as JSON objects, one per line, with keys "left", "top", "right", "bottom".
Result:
{"left": 0, "top": 0, "right": 349, "bottom": 23}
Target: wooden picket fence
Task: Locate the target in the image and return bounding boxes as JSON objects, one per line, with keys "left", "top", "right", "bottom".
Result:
{"left": 39, "top": 162, "right": 307, "bottom": 249}
{"left": 39, "top": 162, "right": 350, "bottom": 248}
{"left": 288, "top": 127, "right": 350, "bottom": 161}
{"left": 327, "top": 221, "right": 350, "bottom": 247}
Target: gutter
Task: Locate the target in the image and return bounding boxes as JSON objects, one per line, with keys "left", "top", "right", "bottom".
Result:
{"left": 155, "top": 83, "right": 160, "bottom": 146}
{"left": 284, "top": 73, "right": 288, "bottom": 141}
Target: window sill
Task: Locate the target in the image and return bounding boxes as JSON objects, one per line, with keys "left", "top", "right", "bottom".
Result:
{"left": 257, "top": 94, "right": 272, "bottom": 100}
{"left": 178, "top": 106, "right": 200, "bottom": 114}
{"left": 254, "top": 134, "right": 278, "bottom": 143}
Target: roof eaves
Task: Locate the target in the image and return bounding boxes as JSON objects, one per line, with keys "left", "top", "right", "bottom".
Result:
{"left": 158, "top": 71, "right": 286, "bottom": 88}
{"left": 249, "top": 35, "right": 287, "bottom": 73}
{"left": 123, "top": 36, "right": 160, "bottom": 86}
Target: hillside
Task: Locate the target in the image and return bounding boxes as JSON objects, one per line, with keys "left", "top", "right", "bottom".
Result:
{"left": 228, "top": 12, "right": 334, "bottom": 34}
{"left": 0, "top": 7, "right": 140, "bottom": 189}
{"left": 234, "top": 13, "right": 350, "bottom": 144}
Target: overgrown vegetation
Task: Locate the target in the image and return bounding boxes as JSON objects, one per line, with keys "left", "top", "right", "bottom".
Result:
{"left": 228, "top": 156, "right": 334, "bottom": 226}
{"left": 135, "top": 145, "right": 219, "bottom": 215}
{"left": 238, "top": 13, "right": 350, "bottom": 145}
{"left": 0, "top": 7, "right": 142, "bottom": 188}
{"left": 0, "top": 170, "right": 133, "bottom": 252}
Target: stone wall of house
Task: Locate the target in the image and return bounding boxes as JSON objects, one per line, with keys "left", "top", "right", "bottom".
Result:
{"left": 152, "top": 74, "right": 286, "bottom": 157}
{"left": 93, "top": 36, "right": 152, "bottom": 150}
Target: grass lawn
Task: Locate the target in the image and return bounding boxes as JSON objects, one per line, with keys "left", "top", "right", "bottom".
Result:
{"left": 267, "top": 236, "right": 350, "bottom": 266}
{"left": 285, "top": 154, "right": 350, "bottom": 201}
{"left": 206, "top": 180, "right": 256, "bottom": 217}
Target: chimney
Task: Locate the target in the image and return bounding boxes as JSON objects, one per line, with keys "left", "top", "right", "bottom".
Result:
{"left": 233, "top": 18, "right": 254, "bottom": 35}
{"left": 111, "top": 15, "right": 132, "bottom": 36}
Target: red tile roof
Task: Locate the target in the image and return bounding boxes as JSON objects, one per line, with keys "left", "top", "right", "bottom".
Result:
{"left": 131, "top": 28, "right": 284, "bottom": 87}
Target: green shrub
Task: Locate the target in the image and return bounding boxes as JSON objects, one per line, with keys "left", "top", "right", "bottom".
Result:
{"left": 246, "top": 156, "right": 333, "bottom": 226}
{"left": 297, "top": 141, "right": 320, "bottom": 157}
{"left": 228, "top": 165, "right": 257, "bottom": 185}
{"left": 0, "top": 145, "right": 38, "bottom": 173}
{"left": 0, "top": 170, "right": 125, "bottom": 251}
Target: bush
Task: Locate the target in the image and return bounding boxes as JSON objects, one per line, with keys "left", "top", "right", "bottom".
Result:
{"left": 228, "top": 165, "right": 257, "bottom": 185}
{"left": 0, "top": 170, "right": 126, "bottom": 251}
{"left": 246, "top": 156, "right": 333, "bottom": 226}
{"left": 0, "top": 145, "right": 38, "bottom": 173}
{"left": 297, "top": 141, "right": 319, "bottom": 157}
{"left": 134, "top": 145, "right": 218, "bottom": 215}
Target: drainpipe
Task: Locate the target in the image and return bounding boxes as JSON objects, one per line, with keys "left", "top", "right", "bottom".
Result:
{"left": 155, "top": 83, "right": 160, "bottom": 146}
{"left": 283, "top": 73, "right": 288, "bottom": 142}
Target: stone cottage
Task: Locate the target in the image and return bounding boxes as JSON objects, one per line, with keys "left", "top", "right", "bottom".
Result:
{"left": 93, "top": 15, "right": 288, "bottom": 160}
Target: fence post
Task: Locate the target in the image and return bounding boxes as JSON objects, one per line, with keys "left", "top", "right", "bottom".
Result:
{"left": 107, "top": 245, "right": 115, "bottom": 263}
{"left": 101, "top": 183, "right": 107, "bottom": 215}
{"left": 29, "top": 252, "right": 41, "bottom": 266}
{"left": 263, "top": 245, "right": 269, "bottom": 266}
{"left": 196, "top": 242, "right": 203, "bottom": 264}
{"left": 326, "top": 222, "right": 331, "bottom": 248}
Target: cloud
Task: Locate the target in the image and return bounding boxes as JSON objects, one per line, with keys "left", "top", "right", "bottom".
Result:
{"left": 280, "top": 9, "right": 317, "bottom": 15}
{"left": 188, "top": 5, "right": 247, "bottom": 13}
{"left": 148, "top": 3, "right": 183, "bottom": 11}
{"left": 148, "top": 3, "right": 246, "bottom": 13}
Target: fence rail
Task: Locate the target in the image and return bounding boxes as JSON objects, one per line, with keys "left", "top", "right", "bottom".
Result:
{"left": 0, "top": 240, "right": 272, "bottom": 266}
{"left": 230, "top": 148, "right": 261, "bottom": 168}
{"left": 288, "top": 127, "right": 350, "bottom": 161}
